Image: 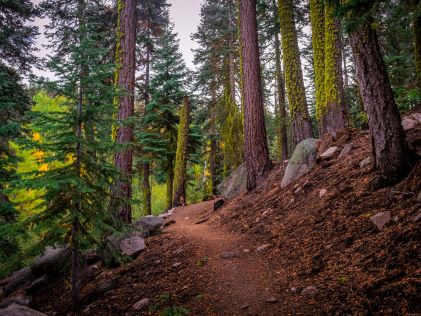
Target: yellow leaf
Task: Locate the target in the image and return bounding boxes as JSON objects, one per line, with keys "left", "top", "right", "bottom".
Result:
{"left": 38, "top": 163, "right": 49, "bottom": 172}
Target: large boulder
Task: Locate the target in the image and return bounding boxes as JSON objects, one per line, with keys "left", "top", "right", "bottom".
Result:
{"left": 281, "top": 138, "right": 320, "bottom": 188}
{"left": 107, "top": 232, "right": 146, "bottom": 258}
{"left": 30, "top": 246, "right": 69, "bottom": 277}
{"left": 217, "top": 163, "right": 247, "bottom": 200}
{"left": 0, "top": 303, "right": 46, "bottom": 316}
{"left": 3, "top": 268, "right": 32, "bottom": 295}
{"left": 133, "top": 216, "right": 164, "bottom": 237}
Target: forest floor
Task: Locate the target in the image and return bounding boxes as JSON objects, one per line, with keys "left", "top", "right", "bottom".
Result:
{"left": 12, "top": 109, "right": 421, "bottom": 315}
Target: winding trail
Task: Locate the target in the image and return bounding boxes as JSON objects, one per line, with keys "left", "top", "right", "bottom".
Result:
{"left": 166, "top": 199, "right": 284, "bottom": 315}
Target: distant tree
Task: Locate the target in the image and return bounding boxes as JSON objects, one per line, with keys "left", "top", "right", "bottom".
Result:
{"left": 173, "top": 96, "right": 191, "bottom": 207}
{"left": 342, "top": 1, "right": 412, "bottom": 187}
{"left": 278, "top": 0, "right": 313, "bottom": 144}
{"left": 239, "top": 0, "right": 272, "bottom": 191}
{"left": 109, "top": 0, "right": 137, "bottom": 223}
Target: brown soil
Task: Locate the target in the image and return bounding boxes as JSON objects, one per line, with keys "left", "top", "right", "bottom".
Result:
{"left": 17, "top": 125, "right": 421, "bottom": 315}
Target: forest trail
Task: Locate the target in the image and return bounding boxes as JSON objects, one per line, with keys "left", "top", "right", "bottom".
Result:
{"left": 166, "top": 199, "right": 284, "bottom": 315}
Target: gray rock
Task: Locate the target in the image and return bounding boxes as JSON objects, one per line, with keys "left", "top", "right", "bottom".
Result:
{"left": 281, "top": 139, "right": 320, "bottom": 188}
{"left": 172, "top": 262, "right": 182, "bottom": 268}
{"left": 3, "top": 267, "right": 32, "bottom": 295}
{"left": 0, "top": 303, "right": 46, "bottom": 316}
{"left": 413, "top": 211, "right": 421, "bottom": 222}
{"left": 93, "top": 279, "right": 116, "bottom": 295}
{"left": 338, "top": 143, "right": 355, "bottom": 159}
{"left": 320, "top": 147, "right": 339, "bottom": 159}
{"left": 402, "top": 118, "right": 419, "bottom": 131}
{"left": 27, "top": 275, "right": 48, "bottom": 293}
{"left": 132, "top": 298, "right": 150, "bottom": 310}
{"left": 319, "top": 189, "right": 327, "bottom": 198}
{"left": 290, "top": 287, "right": 298, "bottom": 293}
{"left": 370, "top": 211, "right": 391, "bottom": 230}
{"left": 359, "top": 156, "right": 373, "bottom": 169}
{"left": 220, "top": 251, "right": 240, "bottom": 259}
{"left": 301, "top": 286, "right": 318, "bottom": 296}
{"left": 241, "top": 303, "right": 251, "bottom": 309}
{"left": 217, "top": 163, "right": 247, "bottom": 200}
{"left": 243, "top": 249, "right": 251, "bottom": 253}
{"left": 30, "top": 246, "right": 69, "bottom": 277}
{"left": 265, "top": 297, "right": 278, "bottom": 303}
{"left": 120, "top": 236, "right": 145, "bottom": 257}
{"left": 256, "top": 244, "right": 271, "bottom": 253}
{"left": 0, "top": 296, "right": 31, "bottom": 309}
{"left": 133, "top": 216, "right": 164, "bottom": 237}
{"left": 417, "top": 192, "right": 421, "bottom": 203}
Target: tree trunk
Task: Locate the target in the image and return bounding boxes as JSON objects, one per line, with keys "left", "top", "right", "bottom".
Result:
{"left": 278, "top": 0, "right": 312, "bottom": 145}
{"left": 142, "top": 41, "right": 152, "bottom": 216}
{"left": 273, "top": 0, "right": 288, "bottom": 160}
{"left": 321, "top": 1, "right": 348, "bottom": 137}
{"left": 109, "top": 0, "right": 137, "bottom": 223}
{"left": 173, "top": 96, "right": 190, "bottom": 207}
{"left": 239, "top": 0, "right": 272, "bottom": 191}
{"left": 412, "top": 0, "right": 421, "bottom": 90}
{"left": 166, "top": 154, "right": 174, "bottom": 211}
{"left": 348, "top": 14, "right": 411, "bottom": 186}
{"left": 209, "top": 72, "right": 217, "bottom": 195}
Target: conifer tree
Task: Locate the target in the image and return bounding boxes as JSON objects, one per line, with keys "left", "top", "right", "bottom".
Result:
{"left": 23, "top": 0, "right": 117, "bottom": 305}
{"left": 341, "top": 1, "right": 412, "bottom": 187}
{"left": 109, "top": 0, "right": 137, "bottom": 223}
{"left": 278, "top": 0, "right": 313, "bottom": 144}
{"left": 239, "top": 0, "right": 272, "bottom": 191}
{"left": 173, "top": 96, "right": 191, "bottom": 207}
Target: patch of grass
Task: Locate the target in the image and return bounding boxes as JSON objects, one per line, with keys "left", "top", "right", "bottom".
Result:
{"left": 337, "top": 276, "right": 348, "bottom": 285}
{"left": 196, "top": 256, "right": 208, "bottom": 267}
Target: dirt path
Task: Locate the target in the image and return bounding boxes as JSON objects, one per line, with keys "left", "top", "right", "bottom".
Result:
{"left": 166, "top": 199, "right": 284, "bottom": 315}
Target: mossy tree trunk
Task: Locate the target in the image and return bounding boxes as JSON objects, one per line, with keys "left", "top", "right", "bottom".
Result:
{"left": 109, "top": 0, "right": 137, "bottom": 223}
{"left": 321, "top": 1, "right": 348, "bottom": 137}
{"left": 411, "top": 0, "right": 421, "bottom": 90}
{"left": 273, "top": 0, "right": 288, "bottom": 161}
{"left": 348, "top": 11, "right": 411, "bottom": 186}
{"left": 239, "top": 0, "right": 272, "bottom": 191}
{"left": 278, "top": 0, "right": 312, "bottom": 145}
{"left": 173, "top": 96, "right": 190, "bottom": 207}
{"left": 166, "top": 153, "right": 174, "bottom": 210}
{"left": 209, "top": 71, "right": 217, "bottom": 195}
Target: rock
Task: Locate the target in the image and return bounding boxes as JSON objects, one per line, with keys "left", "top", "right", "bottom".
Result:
{"left": 241, "top": 303, "right": 251, "bottom": 309}
{"left": 132, "top": 298, "right": 150, "bottom": 311}
{"left": 220, "top": 251, "right": 240, "bottom": 259}
{"left": 265, "top": 297, "right": 278, "bottom": 303}
{"left": 281, "top": 139, "right": 320, "bottom": 188}
{"left": 294, "top": 187, "right": 301, "bottom": 195}
{"left": 213, "top": 199, "right": 224, "bottom": 211}
{"left": 402, "top": 118, "right": 419, "bottom": 131}
{"left": 27, "top": 275, "right": 48, "bottom": 293}
{"left": 0, "top": 296, "right": 31, "bottom": 309}
{"left": 338, "top": 143, "right": 355, "bottom": 159}
{"left": 3, "top": 267, "right": 32, "bottom": 295}
{"left": 93, "top": 279, "right": 116, "bottom": 295}
{"left": 290, "top": 287, "right": 298, "bottom": 293}
{"left": 359, "top": 156, "right": 373, "bottom": 169}
{"left": 319, "top": 146, "right": 339, "bottom": 160}
{"left": 417, "top": 192, "right": 421, "bottom": 203}
{"left": 256, "top": 244, "right": 271, "bottom": 253}
{"left": 30, "top": 246, "right": 69, "bottom": 277}
{"left": 133, "top": 216, "right": 164, "bottom": 237}
{"left": 413, "top": 211, "right": 421, "bottom": 222}
{"left": 0, "top": 303, "right": 46, "bottom": 316}
{"left": 370, "top": 211, "right": 391, "bottom": 230}
{"left": 119, "top": 235, "right": 146, "bottom": 257}
{"left": 217, "top": 163, "right": 247, "bottom": 200}
{"left": 301, "top": 286, "right": 318, "bottom": 296}
{"left": 172, "top": 262, "right": 182, "bottom": 268}
{"left": 319, "top": 189, "right": 327, "bottom": 198}
{"left": 243, "top": 249, "right": 251, "bottom": 253}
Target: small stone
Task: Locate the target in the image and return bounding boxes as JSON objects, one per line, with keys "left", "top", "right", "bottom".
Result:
{"left": 172, "top": 262, "right": 182, "bottom": 268}
{"left": 294, "top": 187, "right": 301, "bottom": 195}
{"left": 220, "top": 251, "right": 240, "bottom": 259}
{"left": 181, "top": 286, "right": 189, "bottom": 291}
{"left": 256, "top": 244, "right": 271, "bottom": 253}
{"left": 359, "top": 157, "right": 373, "bottom": 169}
{"left": 265, "top": 297, "right": 278, "bottom": 303}
{"left": 325, "top": 244, "right": 333, "bottom": 250}
{"left": 120, "top": 236, "right": 146, "bottom": 257}
{"left": 301, "top": 286, "right": 318, "bottom": 296}
{"left": 132, "top": 298, "right": 150, "bottom": 311}
{"left": 290, "top": 287, "right": 298, "bottom": 293}
{"left": 243, "top": 249, "right": 251, "bottom": 253}
{"left": 402, "top": 118, "right": 419, "bottom": 131}
{"left": 0, "top": 303, "right": 46, "bottom": 316}
{"left": 338, "top": 143, "right": 355, "bottom": 159}
{"left": 413, "top": 211, "right": 421, "bottom": 222}
{"left": 184, "top": 217, "right": 189, "bottom": 220}
{"left": 241, "top": 303, "right": 251, "bottom": 309}
{"left": 320, "top": 147, "right": 339, "bottom": 159}
{"left": 319, "top": 189, "right": 327, "bottom": 198}
{"left": 94, "top": 279, "right": 116, "bottom": 295}
{"left": 417, "top": 192, "right": 421, "bottom": 203}
{"left": 370, "top": 211, "right": 391, "bottom": 230}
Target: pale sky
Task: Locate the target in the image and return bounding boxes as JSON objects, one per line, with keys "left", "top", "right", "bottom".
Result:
{"left": 31, "top": 0, "right": 203, "bottom": 78}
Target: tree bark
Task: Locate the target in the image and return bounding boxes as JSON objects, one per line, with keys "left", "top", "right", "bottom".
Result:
{"left": 165, "top": 154, "right": 174, "bottom": 211}
{"left": 348, "top": 14, "right": 411, "bottom": 186}
{"left": 209, "top": 71, "right": 217, "bottom": 195}
{"left": 173, "top": 96, "right": 190, "bottom": 207}
{"left": 321, "top": 1, "right": 348, "bottom": 137}
{"left": 109, "top": 0, "right": 137, "bottom": 223}
{"left": 273, "top": 0, "right": 288, "bottom": 161}
{"left": 411, "top": 0, "right": 421, "bottom": 90}
{"left": 278, "top": 0, "right": 312, "bottom": 145}
{"left": 239, "top": 0, "right": 272, "bottom": 191}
